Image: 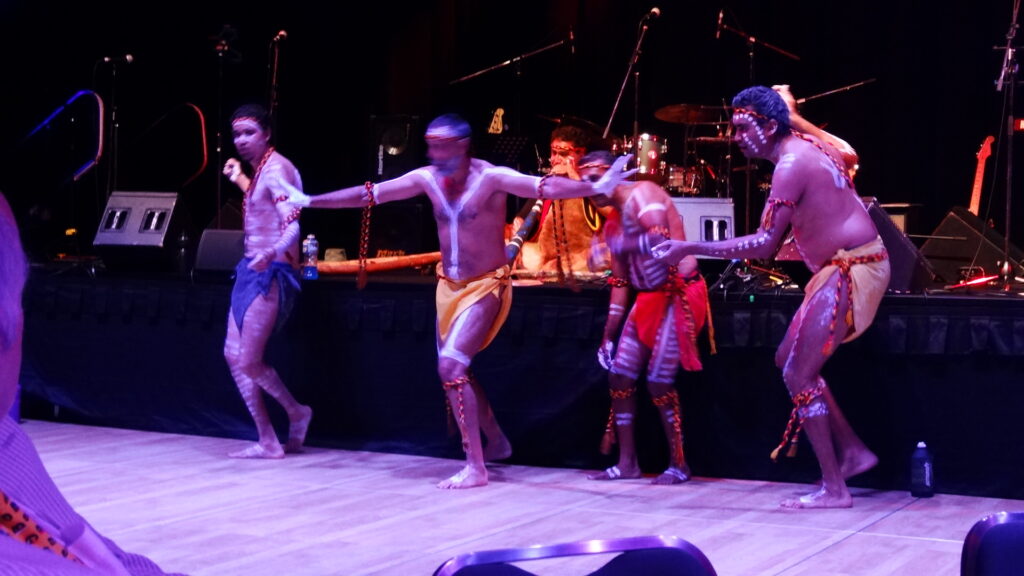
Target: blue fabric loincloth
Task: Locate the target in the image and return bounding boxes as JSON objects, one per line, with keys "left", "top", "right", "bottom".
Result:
{"left": 231, "top": 258, "right": 301, "bottom": 333}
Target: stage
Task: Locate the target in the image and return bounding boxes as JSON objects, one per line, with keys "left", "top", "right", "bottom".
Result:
{"left": 18, "top": 262, "right": 1024, "bottom": 501}
{"left": 22, "top": 418, "right": 1017, "bottom": 576}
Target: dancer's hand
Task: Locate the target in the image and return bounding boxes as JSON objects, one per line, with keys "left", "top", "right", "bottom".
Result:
{"left": 597, "top": 339, "right": 615, "bottom": 370}
{"left": 592, "top": 154, "right": 637, "bottom": 198}
{"left": 223, "top": 158, "right": 243, "bottom": 182}
{"left": 281, "top": 180, "right": 312, "bottom": 207}
{"left": 651, "top": 239, "right": 694, "bottom": 264}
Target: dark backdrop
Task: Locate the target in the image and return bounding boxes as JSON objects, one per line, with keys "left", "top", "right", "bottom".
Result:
{"left": 0, "top": 1, "right": 1018, "bottom": 265}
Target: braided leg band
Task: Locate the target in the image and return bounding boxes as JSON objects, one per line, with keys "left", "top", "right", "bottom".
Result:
{"left": 770, "top": 378, "right": 827, "bottom": 461}
{"left": 600, "top": 386, "right": 636, "bottom": 455}
{"left": 652, "top": 389, "right": 684, "bottom": 468}
{"left": 442, "top": 375, "right": 472, "bottom": 453}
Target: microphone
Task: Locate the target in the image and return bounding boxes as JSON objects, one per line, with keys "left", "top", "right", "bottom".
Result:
{"left": 273, "top": 30, "right": 288, "bottom": 42}
{"left": 102, "top": 54, "right": 134, "bottom": 64}
{"left": 643, "top": 7, "right": 661, "bottom": 20}
{"left": 569, "top": 26, "right": 575, "bottom": 55}
{"left": 715, "top": 9, "right": 724, "bottom": 39}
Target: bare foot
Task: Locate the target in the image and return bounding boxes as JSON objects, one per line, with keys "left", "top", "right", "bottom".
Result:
{"left": 651, "top": 465, "right": 691, "bottom": 485}
{"left": 229, "top": 443, "right": 284, "bottom": 459}
{"left": 840, "top": 449, "right": 878, "bottom": 479}
{"left": 484, "top": 435, "right": 512, "bottom": 462}
{"left": 780, "top": 486, "right": 852, "bottom": 509}
{"left": 814, "top": 450, "right": 879, "bottom": 486}
{"left": 285, "top": 405, "right": 313, "bottom": 453}
{"left": 437, "top": 465, "right": 488, "bottom": 489}
{"left": 586, "top": 465, "right": 642, "bottom": 481}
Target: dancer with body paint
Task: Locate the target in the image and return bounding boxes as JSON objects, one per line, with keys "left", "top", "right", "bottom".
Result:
{"left": 221, "top": 103, "right": 313, "bottom": 460}
{"left": 288, "top": 113, "right": 635, "bottom": 489}
{"left": 576, "top": 150, "right": 711, "bottom": 486}
{"left": 653, "top": 86, "right": 890, "bottom": 508}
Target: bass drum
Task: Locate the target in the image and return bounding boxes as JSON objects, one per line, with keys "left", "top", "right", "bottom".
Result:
{"left": 666, "top": 165, "right": 703, "bottom": 196}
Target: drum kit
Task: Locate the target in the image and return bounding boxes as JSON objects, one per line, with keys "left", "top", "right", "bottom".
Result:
{"left": 608, "top": 102, "right": 735, "bottom": 197}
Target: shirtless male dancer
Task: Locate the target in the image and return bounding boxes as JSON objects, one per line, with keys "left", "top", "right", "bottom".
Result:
{"left": 578, "top": 150, "right": 710, "bottom": 486}
{"left": 288, "top": 113, "right": 634, "bottom": 488}
{"left": 221, "top": 103, "right": 313, "bottom": 459}
{"left": 653, "top": 86, "right": 890, "bottom": 508}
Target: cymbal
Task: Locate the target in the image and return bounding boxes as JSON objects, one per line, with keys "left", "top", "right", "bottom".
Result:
{"left": 654, "top": 103, "right": 729, "bottom": 124}
{"left": 538, "top": 114, "right": 604, "bottom": 135}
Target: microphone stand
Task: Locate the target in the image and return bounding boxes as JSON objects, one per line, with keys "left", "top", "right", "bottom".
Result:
{"left": 268, "top": 36, "right": 284, "bottom": 134}
{"left": 995, "top": 0, "right": 1021, "bottom": 291}
{"left": 214, "top": 38, "right": 230, "bottom": 229}
{"left": 718, "top": 19, "right": 799, "bottom": 234}
{"left": 604, "top": 13, "right": 656, "bottom": 166}
{"left": 105, "top": 62, "right": 122, "bottom": 201}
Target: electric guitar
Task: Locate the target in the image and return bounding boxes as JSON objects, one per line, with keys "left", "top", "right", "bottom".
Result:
{"left": 968, "top": 135, "right": 995, "bottom": 216}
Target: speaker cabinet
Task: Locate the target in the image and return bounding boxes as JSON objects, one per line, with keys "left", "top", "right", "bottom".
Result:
{"left": 195, "top": 228, "right": 245, "bottom": 272}
{"left": 93, "top": 191, "right": 182, "bottom": 272}
{"left": 864, "top": 197, "right": 938, "bottom": 293}
{"left": 671, "top": 197, "right": 735, "bottom": 258}
{"left": 920, "top": 206, "right": 1024, "bottom": 284}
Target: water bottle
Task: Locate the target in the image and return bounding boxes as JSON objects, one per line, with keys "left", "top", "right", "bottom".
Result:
{"left": 302, "top": 234, "right": 319, "bottom": 280}
{"left": 910, "top": 441, "right": 935, "bottom": 498}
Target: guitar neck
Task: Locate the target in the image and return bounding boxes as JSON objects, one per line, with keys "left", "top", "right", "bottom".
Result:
{"left": 968, "top": 136, "right": 994, "bottom": 217}
{"left": 968, "top": 165, "right": 984, "bottom": 216}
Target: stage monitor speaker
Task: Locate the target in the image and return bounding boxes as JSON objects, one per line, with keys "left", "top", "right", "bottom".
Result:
{"left": 671, "top": 197, "right": 734, "bottom": 259}
{"left": 920, "top": 205, "right": 1024, "bottom": 284}
{"left": 773, "top": 197, "right": 937, "bottom": 293}
{"left": 195, "top": 228, "right": 245, "bottom": 272}
{"left": 93, "top": 191, "right": 182, "bottom": 272}
{"left": 863, "top": 197, "right": 938, "bottom": 293}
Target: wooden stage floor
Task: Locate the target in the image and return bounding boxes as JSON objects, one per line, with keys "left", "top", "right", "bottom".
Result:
{"left": 24, "top": 418, "right": 1023, "bottom": 576}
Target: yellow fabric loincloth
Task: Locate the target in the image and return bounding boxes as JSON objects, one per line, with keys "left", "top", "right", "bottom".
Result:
{"left": 435, "top": 263, "right": 513, "bottom": 351}
{"left": 801, "top": 235, "right": 890, "bottom": 345}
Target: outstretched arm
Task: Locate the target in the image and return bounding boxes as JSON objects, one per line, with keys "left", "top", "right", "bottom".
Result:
{"left": 488, "top": 154, "right": 637, "bottom": 201}
{"left": 653, "top": 171, "right": 800, "bottom": 264}
{"left": 287, "top": 170, "right": 429, "bottom": 209}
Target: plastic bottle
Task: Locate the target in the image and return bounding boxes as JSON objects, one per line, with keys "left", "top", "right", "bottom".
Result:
{"left": 302, "top": 234, "right": 319, "bottom": 280}
{"left": 910, "top": 441, "right": 935, "bottom": 498}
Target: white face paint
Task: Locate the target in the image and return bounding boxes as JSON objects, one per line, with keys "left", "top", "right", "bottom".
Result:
{"left": 732, "top": 113, "right": 772, "bottom": 159}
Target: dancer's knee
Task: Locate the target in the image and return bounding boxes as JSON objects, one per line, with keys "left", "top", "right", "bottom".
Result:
{"left": 437, "top": 355, "right": 469, "bottom": 383}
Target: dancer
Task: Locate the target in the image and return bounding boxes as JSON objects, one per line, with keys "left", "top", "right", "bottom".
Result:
{"left": 576, "top": 151, "right": 710, "bottom": 485}
{"left": 222, "top": 103, "right": 312, "bottom": 459}
{"left": 653, "top": 86, "right": 889, "bottom": 508}
{"left": 288, "top": 113, "right": 634, "bottom": 488}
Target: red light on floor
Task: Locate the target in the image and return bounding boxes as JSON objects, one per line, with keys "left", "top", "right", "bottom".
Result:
{"left": 1015, "top": 118, "right": 1024, "bottom": 132}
